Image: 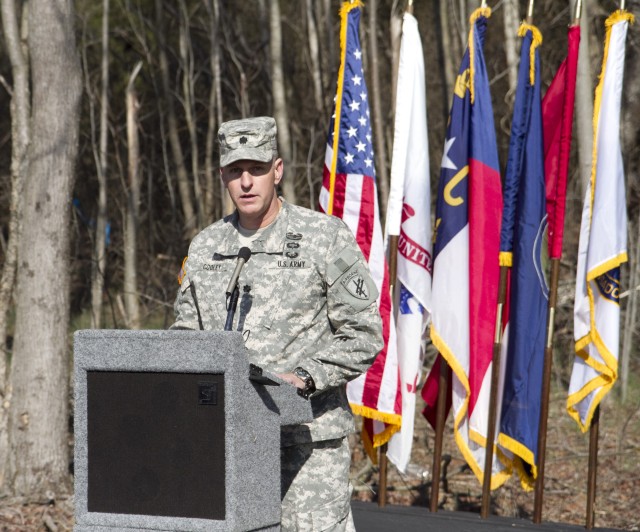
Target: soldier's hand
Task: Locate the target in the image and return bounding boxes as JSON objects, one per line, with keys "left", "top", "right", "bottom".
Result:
{"left": 276, "top": 372, "right": 305, "bottom": 389}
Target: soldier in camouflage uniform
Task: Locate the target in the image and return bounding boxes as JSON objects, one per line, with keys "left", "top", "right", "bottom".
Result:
{"left": 171, "top": 116, "right": 383, "bottom": 531}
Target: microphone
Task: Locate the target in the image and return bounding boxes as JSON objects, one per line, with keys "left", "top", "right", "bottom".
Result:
{"left": 225, "top": 247, "right": 252, "bottom": 296}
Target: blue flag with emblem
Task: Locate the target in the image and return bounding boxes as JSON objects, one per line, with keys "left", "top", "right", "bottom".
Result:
{"left": 496, "top": 23, "right": 548, "bottom": 491}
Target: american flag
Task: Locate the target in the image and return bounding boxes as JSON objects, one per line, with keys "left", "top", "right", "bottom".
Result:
{"left": 319, "top": 0, "right": 401, "bottom": 459}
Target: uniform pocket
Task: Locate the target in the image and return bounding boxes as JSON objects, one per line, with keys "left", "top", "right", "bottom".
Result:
{"left": 309, "top": 489, "right": 351, "bottom": 531}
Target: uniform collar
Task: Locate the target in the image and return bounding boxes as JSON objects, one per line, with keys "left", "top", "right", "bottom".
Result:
{"left": 215, "top": 198, "right": 293, "bottom": 257}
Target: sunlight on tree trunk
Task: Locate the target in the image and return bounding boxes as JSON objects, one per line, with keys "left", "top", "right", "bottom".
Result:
{"left": 0, "top": 0, "right": 30, "bottom": 489}
{"left": 305, "top": 0, "right": 324, "bottom": 115}
{"left": 502, "top": 0, "right": 519, "bottom": 106}
{"left": 204, "top": 0, "right": 223, "bottom": 223}
{"left": 575, "top": 2, "right": 593, "bottom": 199}
{"left": 90, "top": 0, "right": 110, "bottom": 329}
{"left": 124, "top": 62, "right": 143, "bottom": 330}
{"left": 7, "top": 0, "right": 81, "bottom": 498}
{"left": 155, "top": 0, "right": 197, "bottom": 238}
{"left": 270, "top": 0, "right": 297, "bottom": 204}
{"left": 367, "top": 0, "right": 389, "bottom": 222}
{"left": 178, "top": 0, "right": 204, "bottom": 231}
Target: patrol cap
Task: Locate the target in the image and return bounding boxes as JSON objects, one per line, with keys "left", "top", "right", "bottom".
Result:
{"left": 218, "top": 116, "right": 278, "bottom": 167}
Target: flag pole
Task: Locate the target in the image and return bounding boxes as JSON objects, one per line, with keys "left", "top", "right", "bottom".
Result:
{"left": 532, "top": 257, "right": 560, "bottom": 523}
{"left": 480, "top": 264, "right": 509, "bottom": 518}
{"left": 533, "top": 5, "right": 581, "bottom": 522}
{"left": 377, "top": 0, "right": 413, "bottom": 504}
{"left": 586, "top": 406, "right": 600, "bottom": 529}
{"left": 377, "top": 234, "right": 400, "bottom": 508}
{"left": 429, "top": 358, "right": 449, "bottom": 512}
{"left": 526, "top": 0, "right": 535, "bottom": 23}
{"left": 494, "top": 27, "right": 539, "bottom": 521}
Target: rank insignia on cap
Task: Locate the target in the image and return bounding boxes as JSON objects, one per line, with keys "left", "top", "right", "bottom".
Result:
{"left": 239, "top": 136, "right": 248, "bottom": 144}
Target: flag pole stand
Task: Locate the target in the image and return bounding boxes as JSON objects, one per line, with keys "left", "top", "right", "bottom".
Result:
{"left": 480, "top": 265, "right": 509, "bottom": 518}
{"left": 586, "top": 406, "right": 600, "bottom": 529}
{"left": 429, "top": 359, "right": 449, "bottom": 512}
{"left": 533, "top": 257, "right": 560, "bottom": 523}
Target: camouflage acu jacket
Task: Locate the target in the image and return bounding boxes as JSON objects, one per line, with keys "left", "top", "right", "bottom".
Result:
{"left": 171, "top": 200, "right": 383, "bottom": 445}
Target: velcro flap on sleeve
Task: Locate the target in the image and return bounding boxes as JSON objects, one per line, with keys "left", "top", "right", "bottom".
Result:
{"left": 326, "top": 248, "right": 359, "bottom": 286}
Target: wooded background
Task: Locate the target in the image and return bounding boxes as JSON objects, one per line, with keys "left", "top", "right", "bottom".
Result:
{"left": 0, "top": 0, "right": 638, "bottom": 503}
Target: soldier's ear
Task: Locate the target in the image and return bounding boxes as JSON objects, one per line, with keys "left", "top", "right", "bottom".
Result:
{"left": 274, "top": 158, "right": 284, "bottom": 185}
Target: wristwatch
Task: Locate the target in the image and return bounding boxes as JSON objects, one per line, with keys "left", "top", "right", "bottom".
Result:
{"left": 292, "top": 367, "right": 316, "bottom": 399}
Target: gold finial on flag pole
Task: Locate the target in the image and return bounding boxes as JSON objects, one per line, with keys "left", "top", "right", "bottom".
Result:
{"left": 621, "top": 0, "right": 626, "bottom": 10}
{"left": 407, "top": 0, "right": 414, "bottom": 14}
{"left": 526, "top": 0, "right": 535, "bottom": 22}
{"left": 481, "top": 0, "right": 488, "bottom": 7}
{"left": 574, "top": 0, "right": 583, "bottom": 21}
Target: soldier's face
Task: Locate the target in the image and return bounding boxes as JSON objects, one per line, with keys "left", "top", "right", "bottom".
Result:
{"left": 221, "top": 157, "right": 283, "bottom": 229}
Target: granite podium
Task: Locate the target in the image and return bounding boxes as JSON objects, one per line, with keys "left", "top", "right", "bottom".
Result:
{"left": 74, "top": 330, "right": 313, "bottom": 532}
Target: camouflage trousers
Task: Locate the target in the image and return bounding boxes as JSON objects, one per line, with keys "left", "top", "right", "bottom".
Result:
{"left": 280, "top": 437, "right": 356, "bottom": 531}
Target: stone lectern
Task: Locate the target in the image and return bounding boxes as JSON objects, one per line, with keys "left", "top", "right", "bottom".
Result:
{"left": 74, "top": 330, "right": 313, "bottom": 532}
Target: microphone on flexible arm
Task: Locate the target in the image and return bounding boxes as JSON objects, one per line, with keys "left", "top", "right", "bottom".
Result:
{"left": 224, "top": 247, "right": 251, "bottom": 331}
{"left": 226, "top": 247, "right": 252, "bottom": 296}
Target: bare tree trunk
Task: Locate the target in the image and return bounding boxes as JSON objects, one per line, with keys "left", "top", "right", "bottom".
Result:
{"left": 575, "top": 3, "right": 594, "bottom": 198}
{"left": 367, "top": 0, "right": 390, "bottom": 222}
{"left": 90, "top": 0, "right": 110, "bottom": 329}
{"left": 204, "top": 0, "right": 223, "bottom": 223}
{"left": 269, "top": 0, "right": 297, "bottom": 203}
{"left": 437, "top": 0, "right": 456, "bottom": 110}
{"left": 305, "top": 0, "right": 323, "bottom": 114}
{"left": 0, "top": 0, "right": 30, "bottom": 489}
{"left": 621, "top": 220, "right": 639, "bottom": 402}
{"left": 7, "top": 0, "right": 81, "bottom": 497}
{"left": 502, "top": 0, "right": 520, "bottom": 104}
{"left": 155, "top": 0, "right": 197, "bottom": 237}
{"left": 321, "top": 0, "right": 334, "bottom": 109}
{"left": 178, "top": 0, "right": 204, "bottom": 229}
{"left": 389, "top": 1, "right": 402, "bottom": 118}
{"left": 124, "top": 62, "right": 143, "bottom": 330}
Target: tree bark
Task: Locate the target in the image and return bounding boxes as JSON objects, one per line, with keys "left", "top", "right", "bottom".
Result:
{"left": 178, "top": 0, "right": 204, "bottom": 229}
{"left": 437, "top": 0, "right": 456, "bottom": 112}
{"left": 7, "top": 0, "right": 81, "bottom": 497}
{"left": 389, "top": 1, "right": 402, "bottom": 119}
{"left": 155, "top": 0, "right": 197, "bottom": 237}
{"left": 124, "top": 62, "right": 143, "bottom": 330}
{"left": 305, "top": 0, "right": 324, "bottom": 115}
{"left": 0, "top": 0, "right": 30, "bottom": 489}
{"left": 269, "top": 0, "right": 297, "bottom": 203}
{"left": 502, "top": 0, "right": 519, "bottom": 105}
{"left": 367, "top": 0, "right": 390, "bottom": 222}
{"left": 575, "top": 3, "right": 594, "bottom": 198}
{"left": 204, "top": 0, "right": 223, "bottom": 223}
{"left": 620, "top": 220, "right": 639, "bottom": 403}
{"left": 90, "top": 0, "right": 110, "bottom": 329}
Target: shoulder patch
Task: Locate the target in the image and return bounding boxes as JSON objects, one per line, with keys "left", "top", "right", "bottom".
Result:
{"left": 328, "top": 248, "right": 378, "bottom": 311}
{"left": 340, "top": 267, "right": 372, "bottom": 300}
{"left": 177, "top": 256, "right": 188, "bottom": 285}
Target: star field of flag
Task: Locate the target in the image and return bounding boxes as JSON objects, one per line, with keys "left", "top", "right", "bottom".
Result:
{"left": 328, "top": 22, "right": 375, "bottom": 178}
